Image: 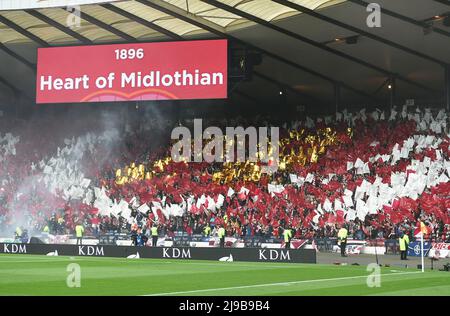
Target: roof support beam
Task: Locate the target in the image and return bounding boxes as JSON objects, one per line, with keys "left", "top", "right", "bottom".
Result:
{"left": 137, "top": 0, "right": 227, "bottom": 33}
{"left": 100, "top": 3, "right": 184, "bottom": 40}
{"left": 0, "top": 74, "right": 32, "bottom": 101}
{"left": 25, "top": 9, "right": 93, "bottom": 44}
{"left": 372, "top": 78, "right": 390, "bottom": 95}
{"left": 129, "top": 2, "right": 309, "bottom": 103}
{"left": 136, "top": 0, "right": 379, "bottom": 102}
{"left": 124, "top": 2, "right": 320, "bottom": 104}
{"left": 272, "top": 0, "right": 448, "bottom": 67}
{"left": 0, "top": 15, "right": 49, "bottom": 46}
{"left": 433, "top": 0, "right": 450, "bottom": 5}
{"left": 0, "top": 42, "right": 35, "bottom": 70}
{"left": 201, "top": 0, "right": 436, "bottom": 93}
{"left": 63, "top": 8, "right": 137, "bottom": 42}
{"left": 347, "top": 0, "right": 450, "bottom": 38}
{"left": 0, "top": 75, "right": 19, "bottom": 94}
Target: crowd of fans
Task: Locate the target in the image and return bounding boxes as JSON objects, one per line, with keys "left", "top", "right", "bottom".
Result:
{"left": 0, "top": 106, "right": 449, "bottom": 244}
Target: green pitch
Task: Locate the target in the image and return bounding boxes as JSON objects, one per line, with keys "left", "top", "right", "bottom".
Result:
{"left": 0, "top": 254, "right": 449, "bottom": 296}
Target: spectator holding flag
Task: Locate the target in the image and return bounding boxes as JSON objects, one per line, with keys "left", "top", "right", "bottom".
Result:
{"left": 135, "top": 228, "right": 148, "bottom": 246}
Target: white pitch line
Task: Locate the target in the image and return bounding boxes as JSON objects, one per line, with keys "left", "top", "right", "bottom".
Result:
{"left": 160, "top": 262, "right": 306, "bottom": 269}
{"left": 143, "top": 271, "right": 422, "bottom": 296}
{"left": 78, "top": 256, "right": 309, "bottom": 268}
{"left": 0, "top": 254, "right": 314, "bottom": 268}
{"left": 0, "top": 257, "right": 308, "bottom": 269}
{"left": 0, "top": 259, "right": 71, "bottom": 264}
{"left": 0, "top": 256, "right": 71, "bottom": 262}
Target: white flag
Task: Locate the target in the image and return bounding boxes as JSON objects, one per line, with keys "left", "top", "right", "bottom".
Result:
{"left": 137, "top": 203, "right": 150, "bottom": 214}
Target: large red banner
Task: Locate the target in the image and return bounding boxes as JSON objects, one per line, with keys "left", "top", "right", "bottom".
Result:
{"left": 36, "top": 39, "right": 227, "bottom": 104}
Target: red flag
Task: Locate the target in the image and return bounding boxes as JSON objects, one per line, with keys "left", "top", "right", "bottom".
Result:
{"left": 336, "top": 210, "right": 344, "bottom": 224}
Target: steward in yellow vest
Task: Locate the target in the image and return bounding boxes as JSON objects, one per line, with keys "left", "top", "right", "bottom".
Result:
{"left": 283, "top": 228, "right": 293, "bottom": 249}
{"left": 15, "top": 227, "right": 22, "bottom": 239}
{"left": 218, "top": 226, "right": 226, "bottom": 248}
{"left": 203, "top": 225, "right": 211, "bottom": 237}
{"left": 337, "top": 226, "right": 348, "bottom": 257}
{"left": 399, "top": 232, "right": 409, "bottom": 260}
{"left": 75, "top": 224, "right": 84, "bottom": 245}
{"left": 151, "top": 226, "right": 158, "bottom": 247}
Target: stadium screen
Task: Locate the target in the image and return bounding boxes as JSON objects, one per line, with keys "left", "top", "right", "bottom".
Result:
{"left": 36, "top": 39, "right": 228, "bottom": 104}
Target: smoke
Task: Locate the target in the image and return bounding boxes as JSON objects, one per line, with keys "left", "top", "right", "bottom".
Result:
{"left": 0, "top": 107, "right": 123, "bottom": 236}
{"left": 126, "top": 102, "right": 178, "bottom": 158}
{"left": 0, "top": 102, "right": 183, "bottom": 238}
{"left": 2, "top": 174, "right": 43, "bottom": 237}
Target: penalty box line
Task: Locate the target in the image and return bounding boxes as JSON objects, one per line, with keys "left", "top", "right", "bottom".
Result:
{"left": 143, "top": 271, "right": 422, "bottom": 296}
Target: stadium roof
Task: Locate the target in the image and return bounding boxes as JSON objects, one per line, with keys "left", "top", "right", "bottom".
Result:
{"left": 0, "top": 0, "right": 449, "bottom": 107}
{"left": 0, "top": 0, "right": 345, "bottom": 42}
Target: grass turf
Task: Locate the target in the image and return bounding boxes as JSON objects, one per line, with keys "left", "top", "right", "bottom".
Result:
{"left": 0, "top": 254, "right": 449, "bottom": 296}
